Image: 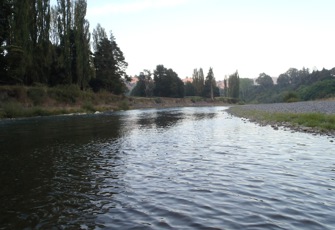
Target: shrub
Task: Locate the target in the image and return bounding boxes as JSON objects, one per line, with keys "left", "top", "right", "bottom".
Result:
{"left": 2, "top": 102, "right": 25, "bottom": 118}
{"left": 27, "top": 87, "right": 46, "bottom": 105}
{"left": 118, "top": 100, "right": 129, "bottom": 110}
{"left": 283, "top": 92, "right": 299, "bottom": 103}
{"left": 154, "top": 98, "right": 162, "bottom": 104}
{"left": 48, "top": 85, "right": 80, "bottom": 104}
{"left": 82, "top": 102, "right": 96, "bottom": 112}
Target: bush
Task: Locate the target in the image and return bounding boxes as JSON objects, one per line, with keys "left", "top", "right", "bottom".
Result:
{"left": 0, "top": 85, "right": 27, "bottom": 102}
{"left": 48, "top": 85, "right": 80, "bottom": 104}
{"left": 2, "top": 102, "right": 25, "bottom": 118}
{"left": 27, "top": 87, "right": 47, "bottom": 105}
{"left": 118, "top": 100, "right": 129, "bottom": 110}
{"left": 154, "top": 98, "right": 162, "bottom": 104}
{"left": 283, "top": 92, "right": 299, "bottom": 103}
{"left": 81, "top": 102, "right": 96, "bottom": 112}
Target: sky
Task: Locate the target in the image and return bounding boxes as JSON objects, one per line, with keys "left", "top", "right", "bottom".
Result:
{"left": 84, "top": 0, "right": 335, "bottom": 79}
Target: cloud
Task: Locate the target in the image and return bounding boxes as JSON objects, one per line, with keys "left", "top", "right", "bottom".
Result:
{"left": 88, "top": 0, "right": 190, "bottom": 16}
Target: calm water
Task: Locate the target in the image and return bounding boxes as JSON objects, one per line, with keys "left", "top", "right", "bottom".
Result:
{"left": 0, "top": 106, "right": 334, "bottom": 229}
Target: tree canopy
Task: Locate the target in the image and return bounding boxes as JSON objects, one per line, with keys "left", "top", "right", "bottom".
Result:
{"left": 228, "top": 71, "right": 240, "bottom": 99}
{"left": 0, "top": 0, "right": 129, "bottom": 94}
{"left": 153, "top": 65, "right": 184, "bottom": 98}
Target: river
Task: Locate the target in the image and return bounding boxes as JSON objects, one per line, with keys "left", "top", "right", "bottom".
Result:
{"left": 0, "top": 106, "right": 334, "bottom": 229}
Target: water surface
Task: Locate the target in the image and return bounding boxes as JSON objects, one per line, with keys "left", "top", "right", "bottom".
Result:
{"left": 0, "top": 107, "right": 334, "bottom": 229}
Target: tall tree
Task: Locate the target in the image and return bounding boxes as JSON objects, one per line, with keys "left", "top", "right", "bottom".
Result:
{"left": 6, "top": 0, "right": 32, "bottom": 84}
{"left": 57, "top": 0, "right": 73, "bottom": 84}
{"left": 74, "top": 0, "right": 91, "bottom": 89}
{"left": 91, "top": 25, "right": 128, "bottom": 94}
{"left": 223, "top": 76, "right": 228, "bottom": 97}
{"left": 256, "top": 73, "right": 273, "bottom": 89}
{"left": 192, "top": 68, "right": 204, "bottom": 96}
{"left": 204, "top": 67, "right": 215, "bottom": 100}
{"left": 153, "top": 65, "right": 184, "bottom": 98}
{"left": 228, "top": 71, "right": 240, "bottom": 99}
{"left": 239, "top": 78, "right": 254, "bottom": 101}
{"left": 184, "top": 82, "right": 196, "bottom": 96}
{"left": 277, "top": 73, "right": 290, "bottom": 88}
{"left": 30, "top": 0, "right": 51, "bottom": 84}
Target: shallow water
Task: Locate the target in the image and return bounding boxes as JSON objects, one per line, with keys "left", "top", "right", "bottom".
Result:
{"left": 0, "top": 107, "right": 334, "bottom": 229}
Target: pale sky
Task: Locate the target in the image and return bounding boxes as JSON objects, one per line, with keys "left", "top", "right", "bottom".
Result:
{"left": 85, "top": 0, "right": 335, "bottom": 79}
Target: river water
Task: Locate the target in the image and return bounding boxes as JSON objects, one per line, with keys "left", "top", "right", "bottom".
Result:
{"left": 0, "top": 106, "right": 334, "bottom": 229}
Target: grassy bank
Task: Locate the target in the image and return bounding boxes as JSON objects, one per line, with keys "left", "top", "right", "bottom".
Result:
{"left": 228, "top": 106, "right": 335, "bottom": 134}
{"left": 0, "top": 85, "right": 231, "bottom": 119}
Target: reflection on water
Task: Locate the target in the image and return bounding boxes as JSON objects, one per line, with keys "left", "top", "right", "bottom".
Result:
{"left": 0, "top": 107, "right": 334, "bottom": 229}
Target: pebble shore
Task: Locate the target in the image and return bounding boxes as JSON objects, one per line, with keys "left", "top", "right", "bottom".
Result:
{"left": 227, "top": 101, "right": 335, "bottom": 137}
{"left": 238, "top": 101, "right": 335, "bottom": 114}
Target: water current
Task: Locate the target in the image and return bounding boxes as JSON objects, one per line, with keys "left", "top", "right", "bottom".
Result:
{"left": 0, "top": 106, "right": 334, "bottom": 229}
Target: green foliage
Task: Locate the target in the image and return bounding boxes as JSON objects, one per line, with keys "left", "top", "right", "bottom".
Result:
{"left": 153, "top": 65, "right": 184, "bottom": 98}
{"left": 154, "top": 97, "right": 162, "bottom": 104}
{"left": 297, "top": 79, "right": 335, "bottom": 101}
{"left": 184, "top": 82, "right": 196, "bottom": 96}
{"left": 81, "top": 101, "right": 96, "bottom": 112}
{"left": 130, "top": 71, "right": 153, "bottom": 97}
{"left": 131, "top": 80, "right": 146, "bottom": 97}
{"left": 256, "top": 73, "right": 274, "bottom": 89}
{"left": 1, "top": 102, "right": 25, "bottom": 118}
{"left": 229, "top": 107, "right": 335, "bottom": 131}
{"left": 118, "top": 100, "right": 129, "bottom": 110}
{"left": 48, "top": 85, "right": 80, "bottom": 104}
{"left": 188, "top": 96, "right": 203, "bottom": 103}
{"left": 228, "top": 71, "right": 240, "bottom": 99}
{"left": 0, "top": 101, "right": 52, "bottom": 119}
{"left": 283, "top": 92, "right": 299, "bottom": 103}
{"left": 239, "top": 78, "right": 253, "bottom": 101}
{"left": 27, "top": 87, "right": 47, "bottom": 105}
{"left": 241, "top": 67, "right": 335, "bottom": 103}
{"left": 192, "top": 68, "right": 204, "bottom": 96}
{"left": 92, "top": 26, "right": 128, "bottom": 94}
{"left": 203, "top": 67, "right": 216, "bottom": 100}
{"left": 1, "top": 0, "right": 103, "bottom": 93}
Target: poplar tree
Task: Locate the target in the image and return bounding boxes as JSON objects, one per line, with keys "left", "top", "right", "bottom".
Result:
{"left": 57, "top": 0, "right": 72, "bottom": 84}
{"left": 7, "top": 0, "right": 31, "bottom": 84}
{"left": 30, "top": 0, "right": 51, "bottom": 84}
{"left": 228, "top": 71, "right": 240, "bottom": 99}
{"left": 192, "top": 68, "right": 204, "bottom": 96}
{"left": 74, "top": 0, "right": 91, "bottom": 89}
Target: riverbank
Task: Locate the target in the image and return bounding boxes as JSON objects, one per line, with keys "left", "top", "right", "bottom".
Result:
{"left": 0, "top": 85, "right": 230, "bottom": 119}
{"left": 227, "top": 101, "right": 335, "bottom": 137}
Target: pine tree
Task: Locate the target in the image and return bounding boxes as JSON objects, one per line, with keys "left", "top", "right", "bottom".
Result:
{"left": 91, "top": 25, "right": 128, "bottom": 94}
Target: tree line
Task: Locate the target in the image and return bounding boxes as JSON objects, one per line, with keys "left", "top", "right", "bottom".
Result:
{"left": 239, "top": 67, "right": 335, "bottom": 103}
{"left": 0, "top": 0, "right": 128, "bottom": 94}
{"left": 131, "top": 66, "right": 240, "bottom": 100}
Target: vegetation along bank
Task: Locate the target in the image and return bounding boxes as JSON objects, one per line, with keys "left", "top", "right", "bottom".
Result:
{"left": 227, "top": 101, "right": 335, "bottom": 137}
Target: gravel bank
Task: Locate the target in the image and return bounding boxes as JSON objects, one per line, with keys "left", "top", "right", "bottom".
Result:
{"left": 238, "top": 101, "right": 335, "bottom": 114}
{"left": 227, "top": 101, "right": 335, "bottom": 137}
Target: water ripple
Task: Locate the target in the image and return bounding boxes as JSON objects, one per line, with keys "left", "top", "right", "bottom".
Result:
{"left": 1, "top": 107, "right": 335, "bottom": 229}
